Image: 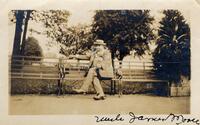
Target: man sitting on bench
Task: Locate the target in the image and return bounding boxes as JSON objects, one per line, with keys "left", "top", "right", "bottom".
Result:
{"left": 69, "top": 39, "right": 113, "bottom": 100}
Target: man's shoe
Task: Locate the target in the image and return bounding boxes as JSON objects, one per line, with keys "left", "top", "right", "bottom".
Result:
{"left": 73, "top": 88, "right": 86, "bottom": 94}
{"left": 93, "top": 95, "right": 105, "bottom": 100}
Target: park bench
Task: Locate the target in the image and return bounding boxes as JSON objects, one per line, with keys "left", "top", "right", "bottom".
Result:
{"left": 10, "top": 56, "right": 170, "bottom": 96}
{"left": 112, "top": 60, "right": 170, "bottom": 97}
{"left": 9, "top": 56, "right": 113, "bottom": 95}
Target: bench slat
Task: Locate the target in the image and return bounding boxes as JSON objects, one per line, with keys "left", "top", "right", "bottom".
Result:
{"left": 112, "top": 78, "right": 167, "bottom": 82}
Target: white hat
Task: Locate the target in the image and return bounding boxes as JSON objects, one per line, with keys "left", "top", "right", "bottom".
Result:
{"left": 94, "top": 39, "right": 106, "bottom": 46}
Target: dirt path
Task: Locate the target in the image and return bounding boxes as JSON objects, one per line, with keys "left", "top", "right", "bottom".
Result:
{"left": 9, "top": 94, "right": 190, "bottom": 115}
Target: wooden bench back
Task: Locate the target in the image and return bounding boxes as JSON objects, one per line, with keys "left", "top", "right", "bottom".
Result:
{"left": 10, "top": 56, "right": 89, "bottom": 80}
{"left": 113, "top": 60, "right": 167, "bottom": 82}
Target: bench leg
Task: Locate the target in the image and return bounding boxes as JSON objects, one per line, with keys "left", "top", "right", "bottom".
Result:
{"left": 114, "top": 80, "right": 116, "bottom": 94}
{"left": 57, "top": 79, "right": 64, "bottom": 96}
{"left": 167, "top": 82, "right": 171, "bottom": 97}
{"left": 110, "top": 80, "right": 114, "bottom": 95}
{"left": 118, "top": 80, "right": 123, "bottom": 97}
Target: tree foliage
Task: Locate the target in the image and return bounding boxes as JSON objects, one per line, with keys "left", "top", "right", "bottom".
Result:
{"left": 31, "top": 10, "right": 70, "bottom": 41}
{"left": 153, "top": 10, "right": 190, "bottom": 83}
{"left": 31, "top": 10, "right": 93, "bottom": 56}
{"left": 59, "top": 24, "right": 93, "bottom": 56}
{"left": 92, "top": 10, "right": 155, "bottom": 60}
{"left": 23, "top": 37, "right": 43, "bottom": 61}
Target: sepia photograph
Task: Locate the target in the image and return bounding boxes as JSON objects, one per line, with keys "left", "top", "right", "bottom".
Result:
{"left": 8, "top": 9, "right": 191, "bottom": 115}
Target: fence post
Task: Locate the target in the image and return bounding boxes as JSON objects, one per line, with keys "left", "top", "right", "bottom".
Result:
{"left": 77, "top": 59, "right": 80, "bottom": 73}
{"left": 143, "top": 62, "right": 145, "bottom": 79}
{"left": 40, "top": 59, "right": 42, "bottom": 69}
{"left": 129, "top": 61, "right": 131, "bottom": 79}
{"left": 22, "top": 57, "right": 24, "bottom": 66}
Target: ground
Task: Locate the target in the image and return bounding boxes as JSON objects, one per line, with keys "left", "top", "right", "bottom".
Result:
{"left": 9, "top": 94, "right": 190, "bottom": 115}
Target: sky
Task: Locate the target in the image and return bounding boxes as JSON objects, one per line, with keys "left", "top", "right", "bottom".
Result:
{"left": 68, "top": 9, "right": 94, "bottom": 26}
{"left": 67, "top": 9, "right": 189, "bottom": 26}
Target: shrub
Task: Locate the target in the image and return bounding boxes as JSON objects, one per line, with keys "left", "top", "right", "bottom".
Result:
{"left": 22, "top": 37, "right": 43, "bottom": 61}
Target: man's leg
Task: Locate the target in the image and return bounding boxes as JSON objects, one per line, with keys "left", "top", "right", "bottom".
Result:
{"left": 93, "top": 77, "right": 105, "bottom": 97}
{"left": 79, "top": 67, "right": 96, "bottom": 92}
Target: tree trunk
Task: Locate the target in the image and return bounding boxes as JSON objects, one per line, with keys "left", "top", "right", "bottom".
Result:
{"left": 20, "top": 11, "right": 31, "bottom": 55}
{"left": 12, "top": 11, "right": 24, "bottom": 56}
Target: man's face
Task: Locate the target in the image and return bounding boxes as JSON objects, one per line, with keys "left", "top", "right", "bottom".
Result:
{"left": 95, "top": 44, "right": 103, "bottom": 51}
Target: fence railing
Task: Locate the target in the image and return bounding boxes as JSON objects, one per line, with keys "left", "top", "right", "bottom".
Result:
{"left": 9, "top": 55, "right": 182, "bottom": 80}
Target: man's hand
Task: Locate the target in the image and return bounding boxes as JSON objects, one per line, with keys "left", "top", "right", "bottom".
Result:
{"left": 69, "top": 55, "right": 77, "bottom": 59}
{"left": 116, "top": 69, "right": 123, "bottom": 76}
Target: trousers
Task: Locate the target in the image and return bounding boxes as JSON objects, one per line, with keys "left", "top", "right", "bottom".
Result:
{"left": 80, "top": 67, "right": 105, "bottom": 96}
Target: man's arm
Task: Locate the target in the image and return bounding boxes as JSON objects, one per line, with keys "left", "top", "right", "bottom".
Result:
{"left": 69, "top": 54, "right": 90, "bottom": 60}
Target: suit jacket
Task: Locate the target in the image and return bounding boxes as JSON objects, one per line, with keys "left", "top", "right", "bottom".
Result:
{"left": 76, "top": 48, "right": 114, "bottom": 78}
{"left": 98, "top": 49, "right": 114, "bottom": 78}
